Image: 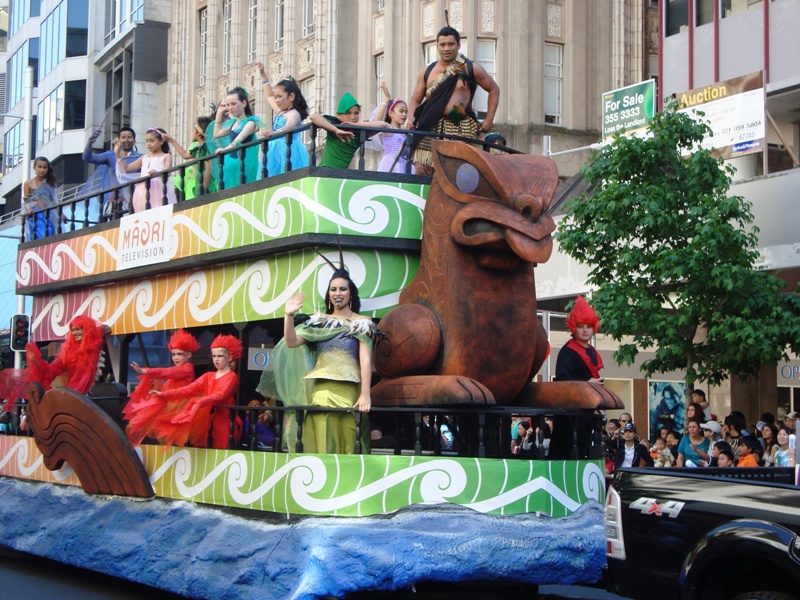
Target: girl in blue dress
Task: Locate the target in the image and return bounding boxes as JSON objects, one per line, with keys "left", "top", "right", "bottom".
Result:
{"left": 22, "top": 157, "right": 59, "bottom": 240}
{"left": 209, "top": 87, "right": 266, "bottom": 189}
{"left": 256, "top": 64, "right": 310, "bottom": 176}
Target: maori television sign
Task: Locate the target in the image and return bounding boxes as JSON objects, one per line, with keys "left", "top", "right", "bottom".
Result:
{"left": 601, "top": 79, "right": 657, "bottom": 140}
{"left": 677, "top": 71, "right": 765, "bottom": 159}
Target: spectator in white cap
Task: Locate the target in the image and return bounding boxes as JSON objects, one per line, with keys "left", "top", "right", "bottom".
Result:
{"left": 783, "top": 412, "right": 797, "bottom": 435}
{"left": 700, "top": 420, "right": 722, "bottom": 444}
{"left": 614, "top": 422, "right": 654, "bottom": 469}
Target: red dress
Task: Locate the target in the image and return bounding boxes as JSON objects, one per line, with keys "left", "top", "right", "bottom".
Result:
{"left": 153, "top": 370, "right": 238, "bottom": 449}
{"left": 122, "top": 363, "right": 195, "bottom": 446}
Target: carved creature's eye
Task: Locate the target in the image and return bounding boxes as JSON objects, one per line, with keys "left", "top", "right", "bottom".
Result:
{"left": 455, "top": 163, "right": 480, "bottom": 194}
{"left": 438, "top": 154, "right": 500, "bottom": 203}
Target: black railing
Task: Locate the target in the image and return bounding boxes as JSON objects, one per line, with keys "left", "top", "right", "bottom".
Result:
{"left": 3, "top": 397, "right": 601, "bottom": 461}
{"left": 20, "top": 124, "right": 519, "bottom": 243}
{"left": 225, "top": 404, "right": 602, "bottom": 461}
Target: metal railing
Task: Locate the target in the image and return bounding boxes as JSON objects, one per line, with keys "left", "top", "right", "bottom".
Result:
{"left": 2, "top": 401, "right": 601, "bottom": 462}
{"left": 19, "top": 124, "right": 518, "bottom": 243}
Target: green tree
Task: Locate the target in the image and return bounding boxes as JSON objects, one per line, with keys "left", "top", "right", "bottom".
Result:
{"left": 558, "top": 106, "right": 800, "bottom": 386}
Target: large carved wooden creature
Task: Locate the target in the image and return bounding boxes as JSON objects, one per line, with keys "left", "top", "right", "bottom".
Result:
{"left": 26, "top": 382, "right": 154, "bottom": 498}
{"left": 372, "top": 140, "right": 621, "bottom": 410}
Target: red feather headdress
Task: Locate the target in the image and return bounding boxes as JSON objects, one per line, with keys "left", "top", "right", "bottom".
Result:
{"left": 565, "top": 296, "right": 600, "bottom": 334}
{"left": 211, "top": 334, "right": 243, "bottom": 360}
{"left": 167, "top": 329, "right": 201, "bottom": 353}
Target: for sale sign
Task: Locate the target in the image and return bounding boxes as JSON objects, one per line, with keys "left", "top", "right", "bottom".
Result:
{"left": 601, "top": 80, "right": 657, "bottom": 140}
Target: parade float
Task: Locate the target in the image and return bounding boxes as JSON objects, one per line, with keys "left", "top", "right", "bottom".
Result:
{"left": 0, "top": 133, "right": 620, "bottom": 599}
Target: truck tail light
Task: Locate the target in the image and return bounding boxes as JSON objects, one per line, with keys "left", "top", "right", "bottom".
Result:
{"left": 605, "top": 485, "right": 626, "bottom": 560}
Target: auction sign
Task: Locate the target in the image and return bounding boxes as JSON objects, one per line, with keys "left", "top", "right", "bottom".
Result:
{"left": 677, "top": 71, "right": 765, "bottom": 159}
{"left": 601, "top": 79, "right": 657, "bottom": 140}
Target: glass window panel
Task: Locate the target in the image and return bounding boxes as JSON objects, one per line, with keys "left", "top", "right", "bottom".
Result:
{"left": 667, "top": 0, "right": 688, "bottom": 36}
{"left": 248, "top": 0, "right": 257, "bottom": 63}
{"left": 64, "top": 80, "right": 85, "bottom": 129}
{"left": 303, "top": 0, "right": 315, "bottom": 37}
{"left": 474, "top": 39, "right": 495, "bottom": 116}
{"left": 275, "top": 0, "right": 285, "bottom": 50}
{"left": 223, "top": 0, "right": 231, "bottom": 74}
{"left": 544, "top": 43, "right": 562, "bottom": 126}
{"left": 696, "top": 0, "right": 715, "bottom": 25}
{"left": 198, "top": 9, "right": 207, "bottom": 85}
{"left": 723, "top": 0, "right": 763, "bottom": 18}
{"left": 67, "top": 0, "right": 88, "bottom": 57}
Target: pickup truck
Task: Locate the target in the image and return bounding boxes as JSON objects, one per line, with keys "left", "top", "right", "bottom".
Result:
{"left": 604, "top": 467, "right": 800, "bottom": 600}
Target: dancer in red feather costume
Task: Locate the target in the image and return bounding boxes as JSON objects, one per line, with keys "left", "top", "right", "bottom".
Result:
{"left": 150, "top": 334, "right": 242, "bottom": 449}
{"left": 122, "top": 329, "right": 201, "bottom": 446}
{"left": 25, "top": 315, "right": 107, "bottom": 395}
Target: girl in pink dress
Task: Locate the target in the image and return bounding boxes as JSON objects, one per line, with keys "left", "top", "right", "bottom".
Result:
{"left": 117, "top": 127, "right": 176, "bottom": 212}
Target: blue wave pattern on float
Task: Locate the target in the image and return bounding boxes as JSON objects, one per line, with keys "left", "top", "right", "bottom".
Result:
{"left": 143, "top": 446, "right": 605, "bottom": 518}
{"left": 0, "top": 477, "right": 606, "bottom": 599}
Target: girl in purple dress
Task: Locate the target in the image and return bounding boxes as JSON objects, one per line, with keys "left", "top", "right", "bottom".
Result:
{"left": 369, "top": 82, "right": 410, "bottom": 173}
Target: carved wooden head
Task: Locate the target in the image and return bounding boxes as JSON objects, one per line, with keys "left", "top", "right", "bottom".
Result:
{"left": 429, "top": 140, "right": 558, "bottom": 270}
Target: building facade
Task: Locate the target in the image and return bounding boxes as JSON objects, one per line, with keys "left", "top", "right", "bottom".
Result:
{"left": 657, "top": 0, "right": 800, "bottom": 426}
{"left": 167, "top": 0, "right": 657, "bottom": 177}
{"left": 1, "top": 0, "right": 170, "bottom": 211}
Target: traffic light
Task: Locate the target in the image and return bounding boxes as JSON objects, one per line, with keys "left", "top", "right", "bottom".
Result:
{"left": 10, "top": 314, "right": 30, "bottom": 351}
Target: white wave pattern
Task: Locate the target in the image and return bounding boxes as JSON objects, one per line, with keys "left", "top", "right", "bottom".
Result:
{"left": 0, "top": 440, "right": 44, "bottom": 476}
{"left": 0, "top": 439, "right": 74, "bottom": 480}
{"left": 17, "top": 236, "right": 118, "bottom": 285}
{"left": 150, "top": 449, "right": 595, "bottom": 515}
{"left": 172, "top": 183, "right": 424, "bottom": 250}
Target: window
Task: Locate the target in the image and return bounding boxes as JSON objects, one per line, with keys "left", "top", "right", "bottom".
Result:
{"left": 544, "top": 43, "right": 562, "bottom": 126}
{"left": 8, "top": 39, "right": 39, "bottom": 109}
{"left": 37, "top": 85, "right": 64, "bottom": 150}
{"left": 723, "top": 0, "right": 763, "bottom": 18}
{"left": 40, "top": 3, "right": 65, "bottom": 79}
{"left": 696, "top": 0, "right": 715, "bottom": 25}
{"left": 198, "top": 8, "right": 208, "bottom": 85}
{"left": 0, "top": 8, "right": 8, "bottom": 53}
{"left": 474, "top": 39, "right": 495, "bottom": 119}
{"left": 39, "top": 0, "right": 85, "bottom": 79}
{"left": 10, "top": 0, "right": 40, "bottom": 37}
{"left": 375, "top": 53, "right": 384, "bottom": 108}
{"left": 301, "top": 77, "right": 315, "bottom": 144}
{"left": 105, "top": 0, "right": 144, "bottom": 46}
{"left": 222, "top": 0, "right": 232, "bottom": 75}
{"left": 424, "top": 42, "right": 437, "bottom": 65}
{"left": 66, "top": 0, "right": 88, "bottom": 58}
{"left": 377, "top": 0, "right": 385, "bottom": 11}
{"left": 4, "top": 121, "right": 24, "bottom": 174}
{"left": 666, "top": 0, "right": 688, "bottom": 36}
{"left": 64, "top": 80, "right": 86, "bottom": 130}
{"left": 302, "top": 0, "right": 315, "bottom": 37}
{"left": 247, "top": 0, "right": 258, "bottom": 63}
{"left": 104, "top": 47, "right": 133, "bottom": 144}
{"left": 275, "top": 0, "right": 284, "bottom": 50}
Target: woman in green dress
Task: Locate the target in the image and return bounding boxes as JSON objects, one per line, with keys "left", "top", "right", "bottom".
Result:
{"left": 280, "top": 264, "right": 377, "bottom": 454}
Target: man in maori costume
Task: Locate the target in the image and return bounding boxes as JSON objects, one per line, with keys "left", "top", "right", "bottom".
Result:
{"left": 407, "top": 26, "right": 500, "bottom": 175}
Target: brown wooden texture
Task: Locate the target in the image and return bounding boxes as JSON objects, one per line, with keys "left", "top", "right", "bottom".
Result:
{"left": 373, "top": 140, "right": 622, "bottom": 410}
{"left": 26, "top": 382, "right": 154, "bottom": 498}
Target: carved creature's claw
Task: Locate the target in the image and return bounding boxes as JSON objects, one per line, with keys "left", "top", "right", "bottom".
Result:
{"left": 371, "top": 376, "right": 495, "bottom": 407}
{"left": 515, "top": 381, "right": 624, "bottom": 410}
{"left": 374, "top": 305, "right": 442, "bottom": 378}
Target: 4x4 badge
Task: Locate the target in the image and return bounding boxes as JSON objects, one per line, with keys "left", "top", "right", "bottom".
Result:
{"left": 630, "top": 497, "right": 685, "bottom": 518}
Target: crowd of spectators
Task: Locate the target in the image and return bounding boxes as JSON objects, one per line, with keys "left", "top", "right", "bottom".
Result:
{"left": 602, "top": 393, "right": 797, "bottom": 475}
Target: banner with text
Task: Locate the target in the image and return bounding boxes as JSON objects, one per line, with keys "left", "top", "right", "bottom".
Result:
{"left": 116, "top": 204, "right": 174, "bottom": 270}
{"left": 602, "top": 80, "right": 657, "bottom": 140}
{"left": 677, "top": 71, "right": 765, "bottom": 159}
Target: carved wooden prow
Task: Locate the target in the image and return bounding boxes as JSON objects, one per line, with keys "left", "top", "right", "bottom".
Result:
{"left": 26, "top": 382, "right": 154, "bottom": 498}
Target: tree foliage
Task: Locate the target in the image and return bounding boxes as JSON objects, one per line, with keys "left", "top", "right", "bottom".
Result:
{"left": 558, "top": 106, "right": 800, "bottom": 385}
